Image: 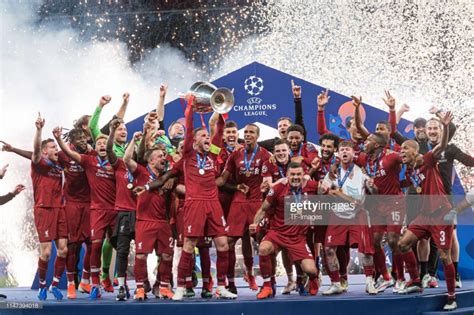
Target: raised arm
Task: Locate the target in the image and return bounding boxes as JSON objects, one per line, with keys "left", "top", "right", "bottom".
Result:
{"left": 0, "top": 141, "right": 32, "bottom": 160}
{"left": 156, "top": 84, "right": 167, "bottom": 121}
{"left": 352, "top": 96, "right": 370, "bottom": 139}
{"left": 32, "top": 113, "right": 45, "bottom": 164}
{"left": 317, "top": 89, "right": 330, "bottom": 135}
{"left": 211, "top": 113, "right": 225, "bottom": 149}
{"left": 382, "top": 90, "right": 397, "bottom": 136}
{"left": 451, "top": 145, "right": 474, "bottom": 167}
{"left": 292, "top": 80, "right": 307, "bottom": 140}
{"left": 116, "top": 92, "right": 130, "bottom": 120}
{"left": 53, "top": 127, "right": 82, "bottom": 163}
{"left": 183, "top": 95, "right": 195, "bottom": 158}
{"left": 396, "top": 103, "right": 410, "bottom": 125}
{"left": 106, "top": 119, "right": 120, "bottom": 166}
{"left": 430, "top": 106, "right": 457, "bottom": 141}
{"left": 124, "top": 131, "right": 140, "bottom": 173}
{"left": 432, "top": 111, "right": 453, "bottom": 158}
{"left": 89, "top": 95, "right": 111, "bottom": 141}
{"left": 208, "top": 111, "right": 219, "bottom": 138}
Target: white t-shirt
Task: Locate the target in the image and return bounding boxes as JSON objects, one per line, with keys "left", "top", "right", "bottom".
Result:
{"left": 323, "top": 164, "right": 369, "bottom": 219}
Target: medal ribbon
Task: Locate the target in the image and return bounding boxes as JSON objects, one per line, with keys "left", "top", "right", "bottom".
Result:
{"left": 365, "top": 151, "right": 383, "bottom": 177}
{"left": 196, "top": 152, "right": 208, "bottom": 172}
{"left": 337, "top": 163, "right": 355, "bottom": 188}
{"left": 96, "top": 156, "right": 109, "bottom": 170}
{"left": 244, "top": 144, "right": 258, "bottom": 173}
{"left": 147, "top": 165, "right": 157, "bottom": 181}
{"left": 291, "top": 187, "right": 303, "bottom": 203}
{"left": 44, "top": 157, "right": 64, "bottom": 171}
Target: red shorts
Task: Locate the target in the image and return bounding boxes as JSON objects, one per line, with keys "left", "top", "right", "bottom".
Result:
{"left": 262, "top": 230, "right": 313, "bottom": 262}
{"left": 370, "top": 197, "right": 405, "bottom": 233}
{"left": 218, "top": 190, "right": 233, "bottom": 219}
{"left": 227, "top": 200, "right": 261, "bottom": 237}
{"left": 325, "top": 212, "right": 374, "bottom": 254}
{"left": 183, "top": 199, "right": 227, "bottom": 238}
{"left": 311, "top": 225, "right": 328, "bottom": 244}
{"left": 135, "top": 220, "right": 174, "bottom": 255}
{"left": 90, "top": 209, "right": 117, "bottom": 241}
{"left": 65, "top": 201, "right": 90, "bottom": 243}
{"left": 408, "top": 213, "right": 454, "bottom": 250}
{"left": 34, "top": 207, "right": 68, "bottom": 243}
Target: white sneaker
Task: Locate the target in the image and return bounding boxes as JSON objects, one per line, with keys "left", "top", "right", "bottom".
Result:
{"left": 443, "top": 299, "right": 457, "bottom": 311}
{"left": 375, "top": 278, "right": 395, "bottom": 293}
{"left": 322, "top": 283, "right": 344, "bottom": 296}
{"left": 215, "top": 286, "right": 237, "bottom": 299}
{"left": 421, "top": 274, "right": 431, "bottom": 288}
{"left": 172, "top": 287, "right": 186, "bottom": 301}
{"left": 281, "top": 281, "right": 296, "bottom": 295}
{"left": 392, "top": 280, "right": 405, "bottom": 294}
{"left": 365, "top": 278, "right": 377, "bottom": 295}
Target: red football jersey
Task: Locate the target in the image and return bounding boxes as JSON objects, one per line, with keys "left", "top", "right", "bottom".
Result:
{"left": 113, "top": 159, "right": 137, "bottom": 211}
{"left": 261, "top": 160, "right": 288, "bottom": 182}
{"left": 80, "top": 154, "right": 116, "bottom": 210}
{"left": 59, "top": 150, "right": 92, "bottom": 203}
{"left": 133, "top": 164, "right": 167, "bottom": 221}
{"left": 225, "top": 145, "right": 271, "bottom": 201}
{"left": 266, "top": 181, "right": 319, "bottom": 236}
{"left": 30, "top": 158, "right": 63, "bottom": 208}
{"left": 312, "top": 155, "right": 339, "bottom": 181}
{"left": 406, "top": 151, "right": 451, "bottom": 213}
{"left": 290, "top": 142, "right": 318, "bottom": 169}
{"left": 386, "top": 138, "right": 401, "bottom": 152}
{"left": 357, "top": 150, "right": 403, "bottom": 195}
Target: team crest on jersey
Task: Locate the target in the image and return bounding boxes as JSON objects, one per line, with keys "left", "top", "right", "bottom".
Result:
{"left": 262, "top": 165, "right": 268, "bottom": 174}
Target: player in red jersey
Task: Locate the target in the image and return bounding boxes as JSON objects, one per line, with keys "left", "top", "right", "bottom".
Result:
{"left": 216, "top": 123, "right": 271, "bottom": 294}
{"left": 124, "top": 137, "right": 174, "bottom": 301}
{"left": 286, "top": 124, "right": 318, "bottom": 169}
{"left": 261, "top": 139, "right": 301, "bottom": 294}
{"left": 58, "top": 128, "right": 94, "bottom": 299}
{"left": 134, "top": 96, "right": 236, "bottom": 300}
{"left": 316, "top": 90, "right": 365, "bottom": 157}
{"left": 353, "top": 91, "right": 401, "bottom": 152}
{"left": 106, "top": 120, "right": 139, "bottom": 301}
{"left": 250, "top": 162, "right": 320, "bottom": 299}
{"left": 1, "top": 128, "right": 93, "bottom": 299}
{"left": 355, "top": 131, "right": 406, "bottom": 293}
{"left": 320, "top": 141, "right": 377, "bottom": 296}
{"left": 54, "top": 129, "right": 116, "bottom": 300}
{"left": 397, "top": 112, "right": 458, "bottom": 311}
{"left": 30, "top": 114, "right": 68, "bottom": 301}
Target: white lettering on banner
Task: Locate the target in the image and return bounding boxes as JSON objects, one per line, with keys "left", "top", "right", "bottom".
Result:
{"left": 236, "top": 76, "right": 278, "bottom": 117}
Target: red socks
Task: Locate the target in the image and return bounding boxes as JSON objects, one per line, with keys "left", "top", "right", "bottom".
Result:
{"left": 51, "top": 256, "right": 66, "bottom": 287}
{"left": 90, "top": 242, "right": 102, "bottom": 286}
{"left": 216, "top": 250, "right": 229, "bottom": 286}
{"left": 392, "top": 253, "right": 405, "bottom": 281}
{"left": 444, "top": 263, "right": 456, "bottom": 297}
{"left": 134, "top": 257, "right": 147, "bottom": 288}
{"left": 198, "top": 247, "right": 211, "bottom": 283}
{"left": 177, "top": 251, "right": 193, "bottom": 287}
{"left": 158, "top": 259, "right": 172, "bottom": 287}
{"left": 374, "top": 247, "right": 390, "bottom": 281}
{"left": 402, "top": 251, "right": 420, "bottom": 282}
{"left": 37, "top": 258, "right": 48, "bottom": 288}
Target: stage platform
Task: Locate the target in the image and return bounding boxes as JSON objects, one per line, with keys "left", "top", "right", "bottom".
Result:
{"left": 1, "top": 276, "right": 474, "bottom": 315}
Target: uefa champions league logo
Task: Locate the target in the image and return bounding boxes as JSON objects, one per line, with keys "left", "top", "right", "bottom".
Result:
{"left": 244, "top": 75, "right": 264, "bottom": 96}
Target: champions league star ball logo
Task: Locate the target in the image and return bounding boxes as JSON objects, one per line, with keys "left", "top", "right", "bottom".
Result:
{"left": 244, "top": 75, "right": 264, "bottom": 96}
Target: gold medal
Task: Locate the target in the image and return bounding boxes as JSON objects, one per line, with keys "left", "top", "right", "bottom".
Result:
{"left": 245, "top": 170, "right": 251, "bottom": 177}
{"left": 416, "top": 186, "right": 422, "bottom": 194}
{"left": 127, "top": 183, "right": 134, "bottom": 190}
{"left": 199, "top": 169, "right": 205, "bottom": 175}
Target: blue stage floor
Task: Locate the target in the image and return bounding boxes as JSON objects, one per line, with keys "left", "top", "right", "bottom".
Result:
{"left": 1, "top": 276, "right": 474, "bottom": 315}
